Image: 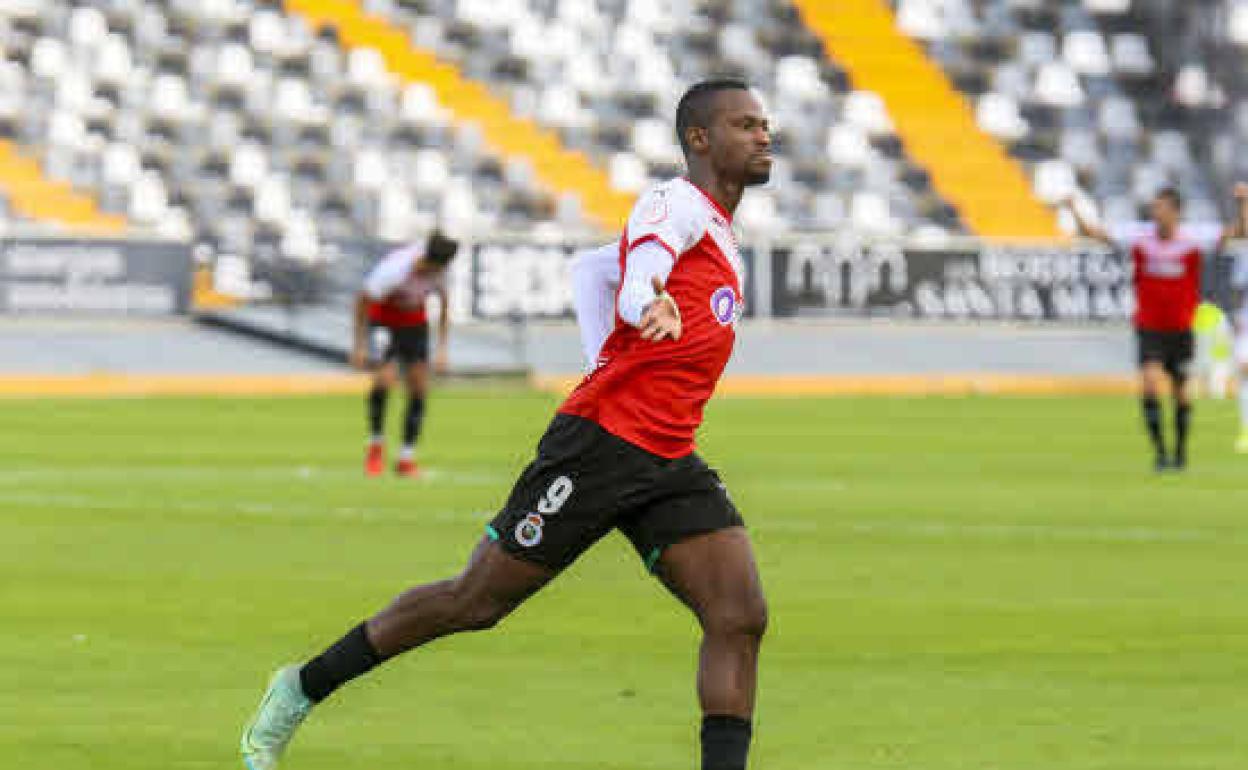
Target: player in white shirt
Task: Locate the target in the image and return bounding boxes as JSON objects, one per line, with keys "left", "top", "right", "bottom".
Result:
{"left": 1229, "top": 198, "right": 1248, "bottom": 451}
{"left": 352, "top": 231, "right": 458, "bottom": 477}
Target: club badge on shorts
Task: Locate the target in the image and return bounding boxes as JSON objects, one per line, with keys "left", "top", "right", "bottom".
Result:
{"left": 515, "top": 513, "right": 544, "bottom": 547}
{"left": 710, "top": 286, "right": 743, "bottom": 326}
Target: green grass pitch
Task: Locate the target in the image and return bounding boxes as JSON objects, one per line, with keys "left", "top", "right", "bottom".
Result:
{"left": 2, "top": 387, "right": 1246, "bottom": 769}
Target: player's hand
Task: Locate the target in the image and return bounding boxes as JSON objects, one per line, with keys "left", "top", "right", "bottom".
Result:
{"left": 1234, "top": 182, "right": 1248, "bottom": 201}
{"left": 349, "top": 345, "right": 369, "bottom": 371}
{"left": 433, "top": 344, "right": 449, "bottom": 376}
{"left": 640, "top": 276, "right": 681, "bottom": 342}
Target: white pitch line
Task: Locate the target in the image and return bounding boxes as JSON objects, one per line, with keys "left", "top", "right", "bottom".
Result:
{"left": 0, "top": 465, "right": 510, "bottom": 487}
{"left": 3, "top": 489, "right": 1241, "bottom": 546}
{"left": 0, "top": 490, "right": 491, "bottom": 524}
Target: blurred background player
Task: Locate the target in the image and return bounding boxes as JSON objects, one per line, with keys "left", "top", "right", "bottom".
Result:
{"left": 1227, "top": 192, "right": 1248, "bottom": 452}
{"left": 351, "top": 230, "right": 459, "bottom": 477}
{"left": 570, "top": 241, "right": 621, "bottom": 368}
{"left": 1065, "top": 186, "right": 1245, "bottom": 471}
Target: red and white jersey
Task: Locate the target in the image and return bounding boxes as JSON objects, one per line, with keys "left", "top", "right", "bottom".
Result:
{"left": 363, "top": 243, "right": 445, "bottom": 327}
{"left": 1111, "top": 227, "right": 1205, "bottom": 332}
{"left": 560, "top": 177, "right": 746, "bottom": 458}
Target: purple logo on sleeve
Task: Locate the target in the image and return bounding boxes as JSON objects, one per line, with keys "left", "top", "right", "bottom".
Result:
{"left": 710, "top": 286, "right": 742, "bottom": 326}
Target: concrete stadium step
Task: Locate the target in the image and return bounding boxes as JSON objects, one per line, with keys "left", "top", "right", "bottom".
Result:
{"left": 793, "top": 0, "right": 1061, "bottom": 240}
{"left": 0, "top": 140, "right": 127, "bottom": 234}
{"left": 284, "top": 0, "right": 632, "bottom": 231}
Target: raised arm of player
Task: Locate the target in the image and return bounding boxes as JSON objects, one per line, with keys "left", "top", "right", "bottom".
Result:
{"left": 1214, "top": 183, "right": 1248, "bottom": 257}
{"left": 1061, "top": 195, "right": 1113, "bottom": 246}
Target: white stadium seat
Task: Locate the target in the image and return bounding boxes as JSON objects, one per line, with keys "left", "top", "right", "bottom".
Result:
{"left": 1063, "top": 30, "right": 1111, "bottom": 77}
{"left": 977, "top": 92, "right": 1029, "bottom": 141}
{"left": 1033, "top": 62, "right": 1085, "bottom": 108}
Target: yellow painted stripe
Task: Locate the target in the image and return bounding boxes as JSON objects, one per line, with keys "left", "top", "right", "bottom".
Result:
{"left": 0, "top": 373, "right": 369, "bottom": 398}
{"left": 0, "top": 140, "right": 127, "bottom": 234}
{"left": 284, "top": 0, "right": 633, "bottom": 231}
{"left": 533, "top": 373, "right": 1137, "bottom": 397}
{"left": 792, "top": 0, "right": 1061, "bottom": 240}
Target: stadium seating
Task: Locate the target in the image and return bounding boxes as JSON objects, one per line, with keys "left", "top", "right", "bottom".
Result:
{"left": 0, "top": 0, "right": 1232, "bottom": 245}
{"left": 0, "top": 0, "right": 966, "bottom": 247}
{"left": 888, "top": 0, "right": 1223, "bottom": 229}
{"left": 359, "top": 0, "right": 965, "bottom": 236}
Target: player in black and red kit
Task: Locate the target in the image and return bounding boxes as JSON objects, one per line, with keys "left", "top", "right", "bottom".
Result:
{"left": 350, "top": 231, "right": 458, "bottom": 477}
{"left": 241, "top": 80, "right": 772, "bottom": 770}
{"left": 1066, "top": 187, "right": 1241, "bottom": 470}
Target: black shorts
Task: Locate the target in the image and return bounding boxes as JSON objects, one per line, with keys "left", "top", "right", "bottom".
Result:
{"left": 1136, "top": 329, "right": 1193, "bottom": 381}
{"left": 488, "top": 414, "right": 744, "bottom": 573}
{"left": 368, "top": 323, "right": 429, "bottom": 366}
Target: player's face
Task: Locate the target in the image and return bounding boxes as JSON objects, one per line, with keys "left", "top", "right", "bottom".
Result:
{"left": 1152, "top": 196, "right": 1179, "bottom": 230}
{"left": 708, "top": 90, "right": 773, "bottom": 187}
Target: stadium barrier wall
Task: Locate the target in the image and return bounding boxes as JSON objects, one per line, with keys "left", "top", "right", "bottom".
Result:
{"left": 202, "top": 234, "right": 1162, "bottom": 326}
{"left": 0, "top": 235, "right": 192, "bottom": 315}
{"left": 3, "top": 233, "right": 1237, "bottom": 326}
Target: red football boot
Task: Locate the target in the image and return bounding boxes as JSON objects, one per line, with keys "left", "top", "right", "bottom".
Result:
{"left": 365, "top": 443, "right": 385, "bottom": 477}
{"left": 394, "top": 457, "right": 419, "bottom": 478}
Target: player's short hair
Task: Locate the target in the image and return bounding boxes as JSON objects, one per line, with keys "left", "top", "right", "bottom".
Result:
{"left": 425, "top": 231, "right": 459, "bottom": 265}
{"left": 1156, "top": 187, "right": 1183, "bottom": 210}
{"left": 675, "top": 78, "right": 751, "bottom": 155}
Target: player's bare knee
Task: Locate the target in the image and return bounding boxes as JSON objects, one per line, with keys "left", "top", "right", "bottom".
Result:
{"left": 702, "top": 595, "right": 768, "bottom": 642}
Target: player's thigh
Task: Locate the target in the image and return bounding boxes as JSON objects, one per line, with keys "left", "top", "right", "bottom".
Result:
{"left": 454, "top": 535, "right": 555, "bottom": 611}
{"left": 619, "top": 454, "right": 743, "bottom": 573}
{"left": 1166, "top": 332, "right": 1195, "bottom": 394}
{"left": 404, "top": 360, "right": 430, "bottom": 396}
{"left": 489, "top": 415, "right": 641, "bottom": 573}
{"left": 654, "top": 526, "right": 767, "bottom": 634}
{"left": 396, "top": 325, "right": 430, "bottom": 362}
{"left": 373, "top": 360, "right": 399, "bottom": 388}
{"left": 1139, "top": 360, "right": 1167, "bottom": 394}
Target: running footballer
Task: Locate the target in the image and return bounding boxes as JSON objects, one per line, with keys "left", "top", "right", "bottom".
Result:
{"left": 241, "top": 79, "right": 772, "bottom": 770}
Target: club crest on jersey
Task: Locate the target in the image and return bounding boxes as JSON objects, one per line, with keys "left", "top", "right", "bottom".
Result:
{"left": 710, "top": 286, "right": 742, "bottom": 326}
{"left": 515, "top": 513, "right": 544, "bottom": 547}
{"left": 641, "top": 191, "right": 669, "bottom": 224}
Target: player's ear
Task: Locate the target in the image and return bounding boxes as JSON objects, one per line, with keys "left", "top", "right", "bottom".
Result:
{"left": 686, "top": 126, "right": 710, "bottom": 155}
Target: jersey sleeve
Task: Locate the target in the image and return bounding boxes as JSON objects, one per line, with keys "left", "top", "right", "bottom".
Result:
{"left": 571, "top": 242, "right": 622, "bottom": 366}
{"left": 363, "top": 246, "right": 420, "bottom": 300}
{"left": 625, "top": 183, "right": 705, "bottom": 258}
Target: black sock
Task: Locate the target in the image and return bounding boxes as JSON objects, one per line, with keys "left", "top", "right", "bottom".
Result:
{"left": 1175, "top": 402, "right": 1191, "bottom": 461}
{"left": 368, "top": 386, "right": 388, "bottom": 438}
{"left": 1141, "top": 396, "right": 1164, "bottom": 458}
{"left": 701, "top": 715, "right": 752, "bottom": 770}
{"left": 403, "top": 396, "right": 426, "bottom": 447}
{"left": 299, "top": 623, "right": 383, "bottom": 703}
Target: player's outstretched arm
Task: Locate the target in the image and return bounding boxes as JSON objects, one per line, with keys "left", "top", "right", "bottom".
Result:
{"left": 1215, "top": 183, "right": 1248, "bottom": 256}
{"left": 1061, "top": 195, "right": 1112, "bottom": 246}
